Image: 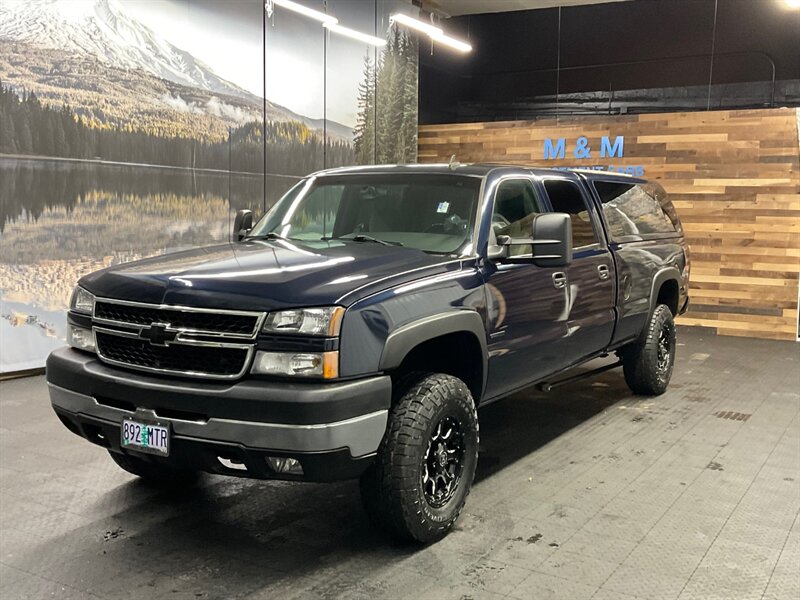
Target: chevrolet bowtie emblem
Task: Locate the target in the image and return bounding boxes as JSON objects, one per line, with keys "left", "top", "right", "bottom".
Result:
{"left": 139, "top": 323, "right": 177, "bottom": 347}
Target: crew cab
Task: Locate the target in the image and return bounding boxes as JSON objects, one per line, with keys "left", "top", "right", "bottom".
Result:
{"left": 46, "top": 164, "right": 689, "bottom": 543}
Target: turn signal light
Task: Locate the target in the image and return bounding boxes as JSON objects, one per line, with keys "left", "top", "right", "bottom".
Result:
{"left": 251, "top": 350, "right": 339, "bottom": 379}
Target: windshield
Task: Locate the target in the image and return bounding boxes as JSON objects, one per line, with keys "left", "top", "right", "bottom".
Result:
{"left": 249, "top": 174, "right": 482, "bottom": 254}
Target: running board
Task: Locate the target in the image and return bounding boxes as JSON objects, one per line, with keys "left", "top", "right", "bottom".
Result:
{"left": 537, "top": 360, "right": 623, "bottom": 392}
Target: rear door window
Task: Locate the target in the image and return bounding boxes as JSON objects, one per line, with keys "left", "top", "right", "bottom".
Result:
{"left": 593, "top": 181, "right": 678, "bottom": 241}
{"left": 542, "top": 179, "right": 600, "bottom": 249}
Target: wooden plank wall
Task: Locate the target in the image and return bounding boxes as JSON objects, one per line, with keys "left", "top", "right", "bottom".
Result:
{"left": 418, "top": 108, "right": 800, "bottom": 341}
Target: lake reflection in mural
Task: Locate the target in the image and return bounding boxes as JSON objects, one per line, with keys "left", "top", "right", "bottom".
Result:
{"left": 0, "top": 157, "right": 295, "bottom": 372}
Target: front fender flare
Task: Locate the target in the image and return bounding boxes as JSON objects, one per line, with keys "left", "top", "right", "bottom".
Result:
{"left": 379, "top": 311, "right": 488, "bottom": 397}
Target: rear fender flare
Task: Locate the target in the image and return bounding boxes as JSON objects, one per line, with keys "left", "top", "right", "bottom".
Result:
{"left": 649, "top": 267, "right": 681, "bottom": 316}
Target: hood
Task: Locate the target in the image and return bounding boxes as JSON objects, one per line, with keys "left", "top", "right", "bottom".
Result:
{"left": 79, "top": 239, "right": 459, "bottom": 311}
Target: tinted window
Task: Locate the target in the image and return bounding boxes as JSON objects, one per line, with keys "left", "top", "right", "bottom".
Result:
{"left": 593, "top": 181, "right": 677, "bottom": 241}
{"left": 645, "top": 182, "right": 682, "bottom": 233}
{"left": 492, "top": 179, "right": 542, "bottom": 256}
{"left": 251, "top": 174, "right": 481, "bottom": 254}
{"left": 543, "top": 179, "right": 599, "bottom": 248}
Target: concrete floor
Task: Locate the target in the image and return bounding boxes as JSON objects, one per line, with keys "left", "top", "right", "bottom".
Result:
{"left": 1, "top": 327, "right": 798, "bottom": 600}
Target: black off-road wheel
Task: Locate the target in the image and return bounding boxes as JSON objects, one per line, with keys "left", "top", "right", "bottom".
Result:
{"left": 108, "top": 450, "right": 199, "bottom": 486}
{"left": 360, "top": 373, "right": 479, "bottom": 544}
{"left": 621, "top": 304, "right": 676, "bottom": 396}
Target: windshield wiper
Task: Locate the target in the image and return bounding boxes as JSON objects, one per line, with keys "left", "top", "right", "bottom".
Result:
{"left": 347, "top": 234, "right": 403, "bottom": 247}
{"left": 248, "top": 231, "right": 292, "bottom": 242}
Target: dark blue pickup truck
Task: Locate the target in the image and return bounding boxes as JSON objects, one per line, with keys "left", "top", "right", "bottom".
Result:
{"left": 46, "top": 163, "right": 689, "bottom": 542}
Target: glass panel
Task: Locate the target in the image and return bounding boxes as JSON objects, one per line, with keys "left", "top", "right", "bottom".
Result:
{"left": 252, "top": 174, "right": 480, "bottom": 253}
{"left": 284, "top": 185, "right": 345, "bottom": 240}
{"left": 593, "top": 181, "right": 677, "bottom": 240}
{"left": 375, "top": 0, "right": 420, "bottom": 164}
{"left": 325, "top": 0, "right": 376, "bottom": 168}
{"left": 643, "top": 181, "right": 682, "bottom": 233}
{"left": 544, "top": 180, "right": 599, "bottom": 249}
{"left": 265, "top": 0, "right": 325, "bottom": 180}
{"left": 492, "top": 179, "right": 542, "bottom": 257}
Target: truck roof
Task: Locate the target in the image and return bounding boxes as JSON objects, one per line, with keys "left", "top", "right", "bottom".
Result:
{"left": 312, "top": 163, "right": 647, "bottom": 184}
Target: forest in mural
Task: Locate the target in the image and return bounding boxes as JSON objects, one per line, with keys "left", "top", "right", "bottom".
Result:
{"left": 0, "top": 0, "right": 419, "bottom": 372}
{"left": 0, "top": 83, "right": 354, "bottom": 176}
{"left": 354, "top": 28, "right": 419, "bottom": 165}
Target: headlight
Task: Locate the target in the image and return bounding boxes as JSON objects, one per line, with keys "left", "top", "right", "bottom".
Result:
{"left": 67, "top": 324, "right": 96, "bottom": 352}
{"left": 262, "top": 306, "right": 344, "bottom": 336}
{"left": 70, "top": 287, "right": 95, "bottom": 315}
{"left": 251, "top": 351, "right": 338, "bottom": 378}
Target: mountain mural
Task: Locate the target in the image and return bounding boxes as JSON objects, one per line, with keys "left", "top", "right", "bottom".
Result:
{"left": 0, "top": 0, "right": 353, "bottom": 142}
{"left": 0, "top": 0, "right": 252, "bottom": 98}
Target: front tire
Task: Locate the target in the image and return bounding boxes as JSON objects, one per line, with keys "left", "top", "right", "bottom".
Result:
{"left": 360, "top": 373, "right": 479, "bottom": 543}
{"left": 621, "top": 304, "right": 676, "bottom": 395}
{"left": 108, "top": 450, "right": 199, "bottom": 486}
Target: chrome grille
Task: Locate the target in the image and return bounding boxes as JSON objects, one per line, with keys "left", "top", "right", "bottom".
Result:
{"left": 93, "top": 299, "right": 262, "bottom": 338}
{"left": 91, "top": 298, "right": 264, "bottom": 379}
{"left": 95, "top": 330, "right": 251, "bottom": 378}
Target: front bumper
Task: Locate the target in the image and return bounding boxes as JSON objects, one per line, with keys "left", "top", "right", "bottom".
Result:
{"left": 46, "top": 347, "right": 391, "bottom": 481}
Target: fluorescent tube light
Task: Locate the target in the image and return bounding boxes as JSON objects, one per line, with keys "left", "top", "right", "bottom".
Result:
{"left": 431, "top": 32, "right": 472, "bottom": 53}
{"left": 323, "top": 22, "right": 386, "bottom": 47}
{"left": 390, "top": 13, "right": 443, "bottom": 37}
{"left": 271, "top": 0, "right": 337, "bottom": 25}
{"left": 390, "top": 13, "right": 471, "bottom": 53}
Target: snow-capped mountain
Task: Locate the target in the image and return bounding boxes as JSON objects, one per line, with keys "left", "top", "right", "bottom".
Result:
{"left": 0, "top": 0, "right": 355, "bottom": 140}
{"left": 0, "top": 0, "right": 251, "bottom": 99}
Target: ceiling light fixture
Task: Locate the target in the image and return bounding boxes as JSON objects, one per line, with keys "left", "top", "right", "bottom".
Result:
{"left": 323, "top": 22, "right": 387, "bottom": 47}
{"left": 390, "top": 13, "right": 443, "bottom": 37}
{"left": 784, "top": 0, "right": 800, "bottom": 8}
{"left": 271, "top": 0, "right": 338, "bottom": 25}
{"left": 390, "top": 13, "right": 472, "bottom": 53}
{"left": 430, "top": 32, "right": 472, "bottom": 53}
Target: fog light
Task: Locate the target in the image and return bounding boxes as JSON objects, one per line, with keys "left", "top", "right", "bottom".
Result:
{"left": 266, "top": 457, "right": 303, "bottom": 475}
{"left": 67, "top": 324, "right": 96, "bottom": 352}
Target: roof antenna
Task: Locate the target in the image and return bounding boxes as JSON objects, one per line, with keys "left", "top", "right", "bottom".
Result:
{"left": 448, "top": 154, "right": 460, "bottom": 170}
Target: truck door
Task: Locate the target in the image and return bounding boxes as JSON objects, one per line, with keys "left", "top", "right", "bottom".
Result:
{"left": 541, "top": 176, "right": 616, "bottom": 364}
{"left": 482, "top": 177, "right": 570, "bottom": 399}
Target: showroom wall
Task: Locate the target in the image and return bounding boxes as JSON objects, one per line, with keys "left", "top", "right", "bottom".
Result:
{"left": 419, "top": 108, "right": 800, "bottom": 341}
{"left": 420, "top": 0, "right": 800, "bottom": 123}
{"left": 0, "top": 0, "right": 419, "bottom": 373}
{"left": 417, "top": 0, "right": 799, "bottom": 341}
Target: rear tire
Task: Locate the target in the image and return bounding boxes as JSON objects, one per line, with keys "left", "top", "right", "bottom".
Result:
{"left": 621, "top": 304, "right": 676, "bottom": 396}
{"left": 108, "top": 450, "right": 198, "bottom": 486}
{"left": 360, "top": 373, "right": 479, "bottom": 544}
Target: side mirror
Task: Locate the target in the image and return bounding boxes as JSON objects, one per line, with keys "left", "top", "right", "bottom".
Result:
{"left": 487, "top": 238, "right": 509, "bottom": 260}
{"left": 233, "top": 209, "right": 254, "bottom": 241}
{"left": 531, "top": 213, "right": 573, "bottom": 267}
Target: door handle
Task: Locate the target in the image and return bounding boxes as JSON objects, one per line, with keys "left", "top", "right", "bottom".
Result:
{"left": 597, "top": 264, "right": 610, "bottom": 281}
{"left": 552, "top": 272, "right": 567, "bottom": 289}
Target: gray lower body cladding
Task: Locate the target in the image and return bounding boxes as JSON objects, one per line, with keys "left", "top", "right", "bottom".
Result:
{"left": 46, "top": 348, "right": 391, "bottom": 481}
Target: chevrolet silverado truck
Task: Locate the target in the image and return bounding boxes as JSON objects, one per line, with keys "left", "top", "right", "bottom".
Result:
{"left": 46, "top": 164, "right": 689, "bottom": 543}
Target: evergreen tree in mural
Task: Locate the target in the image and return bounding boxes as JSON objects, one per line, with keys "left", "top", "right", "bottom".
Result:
{"left": 353, "top": 55, "right": 376, "bottom": 165}
{"left": 353, "top": 27, "right": 418, "bottom": 165}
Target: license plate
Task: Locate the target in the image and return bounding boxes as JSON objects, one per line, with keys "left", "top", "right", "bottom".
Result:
{"left": 121, "top": 418, "right": 170, "bottom": 456}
